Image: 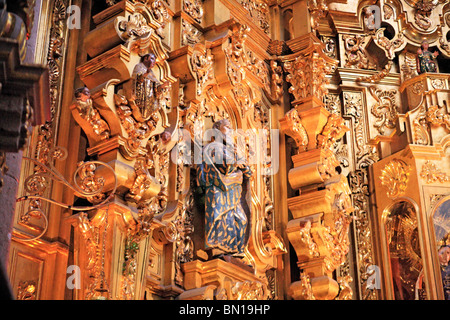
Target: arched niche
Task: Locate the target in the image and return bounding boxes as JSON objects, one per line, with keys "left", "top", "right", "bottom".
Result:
{"left": 430, "top": 196, "right": 450, "bottom": 300}
{"left": 382, "top": 200, "right": 425, "bottom": 300}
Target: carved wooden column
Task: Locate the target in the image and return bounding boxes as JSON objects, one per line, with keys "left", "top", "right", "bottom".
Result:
{"left": 280, "top": 37, "right": 354, "bottom": 300}
{"left": 68, "top": 1, "right": 179, "bottom": 300}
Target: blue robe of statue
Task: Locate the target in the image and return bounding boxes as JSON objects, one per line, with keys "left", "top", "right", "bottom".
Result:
{"left": 197, "top": 141, "right": 252, "bottom": 254}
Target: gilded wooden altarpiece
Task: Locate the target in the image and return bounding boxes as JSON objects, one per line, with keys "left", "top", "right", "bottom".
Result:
{"left": 5, "top": 0, "right": 450, "bottom": 301}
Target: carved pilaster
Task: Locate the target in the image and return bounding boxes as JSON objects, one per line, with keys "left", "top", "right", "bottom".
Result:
{"left": 281, "top": 38, "right": 353, "bottom": 300}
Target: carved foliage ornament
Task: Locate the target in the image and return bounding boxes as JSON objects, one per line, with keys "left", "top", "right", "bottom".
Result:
{"left": 183, "top": 0, "right": 204, "bottom": 24}
{"left": 317, "top": 113, "right": 349, "bottom": 151}
{"left": 412, "top": 0, "right": 439, "bottom": 30}
{"left": 190, "top": 46, "right": 214, "bottom": 96}
{"left": 77, "top": 211, "right": 111, "bottom": 300}
{"left": 343, "top": 91, "right": 379, "bottom": 168}
{"left": 380, "top": 159, "right": 410, "bottom": 199}
{"left": 48, "top": 0, "right": 68, "bottom": 117}
{"left": 270, "top": 60, "right": 283, "bottom": 101}
{"left": 413, "top": 105, "right": 430, "bottom": 145}
{"left": 342, "top": 34, "right": 376, "bottom": 70}
{"left": 114, "top": 1, "right": 169, "bottom": 41}
{"left": 284, "top": 47, "right": 337, "bottom": 102}
{"left": 349, "top": 170, "right": 377, "bottom": 300}
{"left": 224, "top": 24, "right": 270, "bottom": 87}
{"left": 308, "top": 0, "right": 328, "bottom": 31}
{"left": 323, "top": 94, "right": 341, "bottom": 115}
{"left": 238, "top": 0, "right": 270, "bottom": 34}
{"left": 224, "top": 25, "right": 270, "bottom": 114}
{"left": 17, "top": 281, "right": 37, "bottom": 300}
{"left": 373, "top": 28, "right": 404, "bottom": 61}
{"left": 383, "top": 5, "right": 394, "bottom": 19}
{"left": 181, "top": 19, "right": 202, "bottom": 46}
{"left": 279, "top": 108, "right": 308, "bottom": 152}
{"left": 369, "top": 86, "right": 399, "bottom": 135}
{"left": 117, "top": 12, "right": 152, "bottom": 41}
{"left": 401, "top": 52, "right": 419, "bottom": 81}
{"left": 231, "top": 280, "right": 265, "bottom": 300}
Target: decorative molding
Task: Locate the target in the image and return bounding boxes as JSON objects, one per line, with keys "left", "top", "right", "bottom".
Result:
{"left": 279, "top": 108, "right": 309, "bottom": 152}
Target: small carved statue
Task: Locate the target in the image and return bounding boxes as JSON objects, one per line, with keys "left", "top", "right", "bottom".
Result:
{"left": 196, "top": 119, "right": 252, "bottom": 257}
{"left": 130, "top": 53, "right": 168, "bottom": 122}
{"left": 363, "top": 6, "right": 376, "bottom": 32}
{"left": 74, "top": 87, "right": 110, "bottom": 140}
{"left": 416, "top": 40, "right": 439, "bottom": 74}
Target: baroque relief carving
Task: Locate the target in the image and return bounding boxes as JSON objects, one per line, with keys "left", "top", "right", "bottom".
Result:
{"left": 317, "top": 113, "right": 349, "bottom": 151}
{"left": 284, "top": 44, "right": 337, "bottom": 102}
{"left": 413, "top": 105, "right": 430, "bottom": 145}
{"left": 372, "top": 28, "right": 404, "bottom": 60}
{"left": 190, "top": 46, "right": 214, "bottom": 96}
{"left": 181, "top": 19, "right": 202, "bottom": 47}
{"left": 420, "top": 161, "right": 449, "bottom": 183}
{"left": 323, "top": 93, "right": 341, "bottom": 115}
{"left": 238, "top": 0, "right": 270, "bottom": 34}
{"left": 342, "top": 34, "right": 376, "bottom": 70}
{"left": 426, "top": 105, "right": 450, "bottom": 131}
{"left": 17, "top": 281, "right": 37, "bottom": 300}
{"left": 279, "top": 108, "right": 308, "bottom": 152}
{"left": 380, "top": 159, "right": 411, "bottom": 199}
{"left": 270, "top": 60, "right": 283, "bottom": 101}
{"left": 183, "top": 0, "right": 204, "bottom": 23}
{"left": 368, "top": 86, "right": 399, "bottom": 135}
